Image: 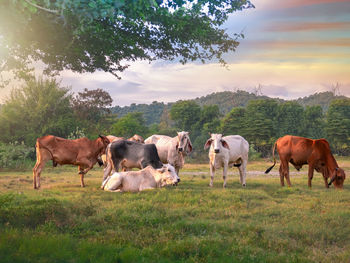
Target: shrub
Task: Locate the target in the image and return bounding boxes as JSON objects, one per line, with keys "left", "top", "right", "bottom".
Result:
{"left": 0, "top": 142, "right": 34, "bottom": 170}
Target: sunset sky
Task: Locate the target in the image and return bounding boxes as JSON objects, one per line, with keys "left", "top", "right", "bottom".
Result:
{"left": 2, "top": 0, "right": 350, "bottom": 106}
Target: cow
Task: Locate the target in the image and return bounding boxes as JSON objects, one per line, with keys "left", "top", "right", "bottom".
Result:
{"left": 106, "top": 134, "right": 144, "bottom": 143}
{"left": 102, "top": 139, "right": 164, "bottom": 183}
{"left": 33, "top": 135, "right": 110, "bottom": 189}
{"left": 204, "top": 134, "right": 249, "bottom": 188}
{"left": 106, "top": 135, "right": 124, "bottom": 143}
{"left": 144, "top": 131, "right": 193, "bottom": 176}
{"left": 265, "top": 135, "right": 346, "bottom": 189}
{"left": 128, "top": 134, "right": 145, "bottom": 143}
{"left": 101, "top": 164, "right": 179, "bottom": 192}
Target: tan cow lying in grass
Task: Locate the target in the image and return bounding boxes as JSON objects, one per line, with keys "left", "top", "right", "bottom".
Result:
{"left": 101, "top": 164, "right": 179, "bottom": 192}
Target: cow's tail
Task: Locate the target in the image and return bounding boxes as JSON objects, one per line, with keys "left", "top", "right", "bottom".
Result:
{"left": 265, "top": 141, "right": 277, "bottom": 174}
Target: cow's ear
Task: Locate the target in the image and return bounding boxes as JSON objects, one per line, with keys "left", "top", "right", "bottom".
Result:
{"left": 204, "top": 139, "right": 212, "bottom": 150}
{"left": 221, "top": 140, "right": 230, "bottom": 149}
{"left": 187, "top": 141, "right": 193, "bottom": 154}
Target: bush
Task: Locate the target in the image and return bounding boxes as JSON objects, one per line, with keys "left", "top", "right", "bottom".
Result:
{"left": 0, "top": 142, "right": 34, "bottom": 170}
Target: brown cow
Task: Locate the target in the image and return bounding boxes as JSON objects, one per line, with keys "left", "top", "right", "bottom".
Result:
{"left": 265, "top": 135, "right": 346, "bottom": 189}
{"left": 33, "top": 135, "right": 110, "bottom": 189}
{"left": 106, "top": 135, "right": 124, "bottom": 143}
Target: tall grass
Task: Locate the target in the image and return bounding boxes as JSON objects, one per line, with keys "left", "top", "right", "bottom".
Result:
{"left": 0, "top": 160, "right": 349, "bottom": 262}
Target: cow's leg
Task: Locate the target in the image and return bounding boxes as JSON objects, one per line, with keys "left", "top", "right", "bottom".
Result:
{"left": 78, "top": 166, "right": 86, "bottom": 187}
{"left": 175, "top": 166, "right": 180, "bottom": 177}
{"left": 223, "top": 162, "right": 228, "bottom": 188}
{"left": 209, "top": 162, "right": 215, "bottom": 187}
{"left": 32, "top": 148, "right": 51, "bottom": 189}
{"left": 105, "top": 174, "right": 123, "bottom": 191}
{"left": 238, "top": 158, "right": 247, "bottom": 187}
{"left": 323, "top": 175, "right": 330, "bottom": 188}
{"left": 279, "top": 164, "right": 285, "bottom": 186}
{"left": 103, "top": 162, "right": 112, "bottom": 183}
{"left": 279, "top": 159, "right": 290, "bottom": 187}
{"left": 307, "top": 164, "right": 314, "bottom": 188}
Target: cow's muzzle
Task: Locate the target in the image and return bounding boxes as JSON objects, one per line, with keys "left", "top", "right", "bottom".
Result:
{"left": 214, "top": 149, "right": 220, "bottom": 154}
{"left": 178, "top": 147, "right": 183, "bottom": 152}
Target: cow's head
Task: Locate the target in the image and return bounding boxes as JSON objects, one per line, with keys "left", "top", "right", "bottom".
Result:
{"left": 155, "top": 164, "right": 180, "bottom": 187}
{"left": 329, "top": 167, "right": 346, "bottom": 189}
{"left": 177, "top": 131, "right": 193, "bottom": 155}
{"left": 98, "top": 135, "right": 111, "bottom": 153}
{"left": 204, "top": 133, "right": 229, "bottom": 154}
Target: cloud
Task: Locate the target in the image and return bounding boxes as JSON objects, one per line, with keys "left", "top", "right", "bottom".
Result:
{"left": 264, "top": 22, "right": 350, "bottom": 32}
{"left": 260, "top": 0, "right": 350, "bottom": 10}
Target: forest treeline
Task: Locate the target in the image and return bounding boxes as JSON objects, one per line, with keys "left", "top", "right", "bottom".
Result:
{"left": 0, "top": 77, "right": 349, "bottom": 168}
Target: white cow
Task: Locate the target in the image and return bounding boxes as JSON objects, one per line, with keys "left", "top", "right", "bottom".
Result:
{"left": 204, "top": 134, "right": 249, "bottom": 188}
{"left": 101, "top": 164, "right": 179, "bottom": 192}
{"left": 144, "top": 131, "right": 192, "bottom": 176}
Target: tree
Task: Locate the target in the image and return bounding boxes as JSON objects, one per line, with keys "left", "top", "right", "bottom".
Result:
{"left": 303, "top": 105, "right": 325, "bottom": 139}
{"left": 220, "top": 107, "right": 246, "bottom": 136}
{"left": 244, "top": 99, "right": 278, "bottom": 156}
{"left": 0, "top": 0, "right": 254, "bottom": 78}
{"left": 110, "top": 112, "right": 148, "bottom": 138}
{"left": 72, "top": 88, "right": 113, "bottom": 136}
{"left": 275, "top": 101, "right": 305, "bottom": 138}
{"left": 0, "top": 76, "right": 76, "bottom": 145}
{"left": 325, "top": 99, "right": 350, "bottom": 154}
{"left": 170, "top": 100, "right": 201, "bottom": 132}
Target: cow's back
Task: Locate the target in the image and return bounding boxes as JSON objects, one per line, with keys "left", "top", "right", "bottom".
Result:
{"left": 277, "top": 135, "right": 314, "bottom": 164}
{"left": 145, "top": 135, "right": 173, "bottom": 163}
{"left": 223, "top": 135, "right": 249, "bottom": 162}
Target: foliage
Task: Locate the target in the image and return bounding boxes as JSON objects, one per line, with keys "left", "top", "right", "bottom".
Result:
{"left": 170, "top": 100, "right": 201, "bottom": 132}
{"left": 0, "top": 0, "right": 253, "bottom": 78}
{"left": 112, "top": 101, "right": 166, "bottom": 126}
{"left": 275, "top": 101, "right": 305, "bottom": 138}
{"left": 244, "top": 99, "right": 278, "bottom": 156}
{"left": 72, "top": 88, "right": 113, "bottom": 136}
{"left": 325, "top": 99, "right": 350, "bottom": 155}
{"left": 220, "top": 107, "right": 246, "bottom": 135}
{"left": 110, "top": 112, "right": 148, "bottom": 138}
{"left": 296, "top": 91, "right": 348, "bottom": 112}
{"left": 0, "top": 142, "right": 34, "bottom": 169}
{"left": 303, "top": 105, "right": 325, "bottom": 139}
{"left": 0, "top": 76, "right": 76, "bottom": 146}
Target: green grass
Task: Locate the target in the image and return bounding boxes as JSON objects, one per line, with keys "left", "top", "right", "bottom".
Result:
{"left": 0, "top": 159, "right": 349, "bottom": 262}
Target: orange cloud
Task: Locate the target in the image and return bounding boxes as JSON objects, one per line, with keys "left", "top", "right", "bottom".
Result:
{"left": 265, "top": 22, "right": 350, "bottom": 32}
{"left": 245, "top": 38, "right": 350, "bottom": 49}
{"left": 270, "top": 0, "right": 349, "bottom": 9}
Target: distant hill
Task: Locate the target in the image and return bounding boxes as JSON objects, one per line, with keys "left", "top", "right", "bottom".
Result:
{"left": 111, "top": 91, "right": 348, "bottom": 125}
{"left": 295, "top": 91, "right": 348, "bottom": 111}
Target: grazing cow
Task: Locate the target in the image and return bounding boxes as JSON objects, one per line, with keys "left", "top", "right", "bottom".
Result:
{"left": 204, "top": 134, "right": 249, "bottom": 188}
{"left": 265, "top": 135, "right": 346, "bottom": 188}
{"left": 144, "top": 131, "right": 193, "bottom": 176}
{"left": 33, "top": 135, "right": 110, "bottom": 189}
{"left": 102, "top": 164, "right": 179, "bottom": 192}
{"left": 103, "top": 140, "right": 164, "bottom": 182}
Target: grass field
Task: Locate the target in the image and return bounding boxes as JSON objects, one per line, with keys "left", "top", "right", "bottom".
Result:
{"left": 0, "top": 158, "right": 350, "bottom": 262}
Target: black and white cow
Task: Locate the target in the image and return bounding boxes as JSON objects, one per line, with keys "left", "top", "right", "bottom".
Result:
{"left": 102, "top": 140, "right": 164, "bottom": 183}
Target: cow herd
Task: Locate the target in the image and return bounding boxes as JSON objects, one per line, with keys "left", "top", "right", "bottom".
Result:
{"left": 32, "top": 132, "right": 346, "bottom": 191}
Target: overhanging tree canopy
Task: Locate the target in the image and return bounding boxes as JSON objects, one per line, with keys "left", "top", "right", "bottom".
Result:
{"left": 0, "top": 0, "right": 253, "bottom": 78}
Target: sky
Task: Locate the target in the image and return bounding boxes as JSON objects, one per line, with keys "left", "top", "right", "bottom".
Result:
{"left": 2, "top": 0, "right": 350, "bottom": 106}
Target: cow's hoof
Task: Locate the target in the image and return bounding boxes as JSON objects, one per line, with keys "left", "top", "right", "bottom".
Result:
{"left": 209, "top": 184, "right": 213, "bottom": 187}
{"left": 242, "top": 184, "right": 246, "bottom": 187}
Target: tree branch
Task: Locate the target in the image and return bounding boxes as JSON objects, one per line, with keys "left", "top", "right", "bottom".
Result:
{"left": 23, "top": 0, "right": 59, "bottom": 14}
